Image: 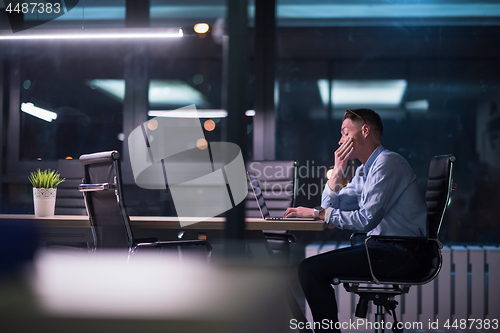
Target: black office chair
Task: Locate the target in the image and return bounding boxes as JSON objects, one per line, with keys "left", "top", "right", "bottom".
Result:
{"left": 333, "top": 155, "right": 456, "bottom": 333}
{"left": 245, "top": 160, "right": 298, "bottom": 261}
{"left": 78, "top": 150, "right": 212, "bottom": 257}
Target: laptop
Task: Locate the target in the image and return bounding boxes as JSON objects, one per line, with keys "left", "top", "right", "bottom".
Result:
{"left": 247, "top": 172, "right": 317, "bottom": 221}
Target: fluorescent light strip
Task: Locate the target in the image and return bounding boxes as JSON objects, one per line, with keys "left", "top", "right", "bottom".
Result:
{"left": 405, "top": 99, "right": 429, "bottom": 112}
{"left": 148, "top": 109, "right": 256, "bottom": 118}
{"left": 21, "top": 103, "right": 57, "bottom": 122}
{"left": 0, "top": 28, "right": 183, "bottom": 40}
{"left": 317, "top": 79, "right": 330, "bottom": 107}
{"left": 89, "top": 79, "right": 207, "bottom": 106}
{"left": 331, "top": 79, "right": 407, "bottom": 107}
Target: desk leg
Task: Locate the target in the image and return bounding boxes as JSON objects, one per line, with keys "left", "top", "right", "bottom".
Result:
{"left": 244, "top": 230, "right": 313, "bottom": 333}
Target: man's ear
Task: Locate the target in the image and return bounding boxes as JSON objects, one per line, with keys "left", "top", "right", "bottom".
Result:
{"left": 362, "top": 124, "right": 370, "bottom": 138}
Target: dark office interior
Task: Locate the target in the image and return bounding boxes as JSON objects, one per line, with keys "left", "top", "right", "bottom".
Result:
{"left": 1, "top": 1, "right": 499, "bottom": 332}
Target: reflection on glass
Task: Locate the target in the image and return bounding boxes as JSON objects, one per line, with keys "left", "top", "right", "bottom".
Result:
{"left": 89, "top": 79, "right": 208, "bottom": 108}
{"left": 21, "top": 103, "right": 57, "bottom": 122}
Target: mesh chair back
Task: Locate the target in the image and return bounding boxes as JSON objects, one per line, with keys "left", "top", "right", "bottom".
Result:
{"left": 245, "top": 160, "right": 297, "bottom": 217}
{"left": 55, "top": 159, "right": 87, "bottom": 215}
{"left": 80, "top": 151, "right": 134, "bottom": 249}
{"left": 425, "top": 154, "right": 456, "bottom": 239}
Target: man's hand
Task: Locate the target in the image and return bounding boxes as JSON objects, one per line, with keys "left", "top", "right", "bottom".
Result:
{"left": 329, "top": 137, "right": 354, "bottom": 191}
{"left": 333, "top": 137, "right": 354, "bottom": 178}
{"left": 284, "top": 207, "right": 332, "bottom": 228}
{"left": 283, "top": 206, "right": 314, "bottom": 218}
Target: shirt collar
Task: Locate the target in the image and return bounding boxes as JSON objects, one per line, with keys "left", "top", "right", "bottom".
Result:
{"left": 361, "top": 145, "right": 384, "bottom": 178}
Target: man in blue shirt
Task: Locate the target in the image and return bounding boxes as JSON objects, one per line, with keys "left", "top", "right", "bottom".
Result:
{"left": 284, "top": 109, "right": 427, "bottom": 332}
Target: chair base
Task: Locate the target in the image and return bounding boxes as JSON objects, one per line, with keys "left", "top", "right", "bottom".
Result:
{"left": 343, "top": 283, "right": 408, "bottom": 333}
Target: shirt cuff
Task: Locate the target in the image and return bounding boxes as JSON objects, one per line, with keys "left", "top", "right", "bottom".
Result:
{"left": 324, "top": 183, "right": 340, "bottom": 198}
{"left": 324, "top": 207, "right": 344, "bottom": 229}
{"left": 324, "top": 207, "right": 333, "bottom": 225}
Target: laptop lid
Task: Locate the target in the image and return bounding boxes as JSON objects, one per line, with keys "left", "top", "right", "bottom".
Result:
{"left": 247, "top": 172, "right": 271, "bottom": 219}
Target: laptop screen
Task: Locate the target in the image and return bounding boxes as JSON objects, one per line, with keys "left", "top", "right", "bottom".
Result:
{"left": 247, "top": 172, "right": 271, "bottom": 219}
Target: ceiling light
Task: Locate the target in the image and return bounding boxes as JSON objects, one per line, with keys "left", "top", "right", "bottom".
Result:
{"left": 89, "top": 79, "right": 207, "bottom": 107}
{"left": 194, "top": 23, "right": 209, "bottom": 34}
{"left": 21, "top": 103, "right": 57, "bottom": 122}
{"left": 148, "top": 109, "right": 256, "bottom": 118}
{"left": 405, "top": 99, "right": 429, "bottom": 112}
{"left": 149, "top": 109, "right": 227, "bottom": 118}
{"left": 329, "top": 79, "right": 407, "bottom": 108}
{"left": 317, "top": 79, "right": 330, "bottom": 107}
{"left": 0, "top": 28, "right": 182, "bottom": 40}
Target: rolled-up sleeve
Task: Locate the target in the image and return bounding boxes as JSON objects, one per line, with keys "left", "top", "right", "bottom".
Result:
{"left": 321, "top": 167, "right": 362, "bottom": 225}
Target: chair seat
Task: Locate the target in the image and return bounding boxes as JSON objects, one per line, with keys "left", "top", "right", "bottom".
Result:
{"left": 335, "top": 237, "right": 442, "bottom": 286}
{"left": 368, "top": 237, "right": 441, "bottom": 284}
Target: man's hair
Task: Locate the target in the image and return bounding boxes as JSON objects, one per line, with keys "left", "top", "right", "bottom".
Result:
{"left": 342, "top": 108, "right": 383, "bottom": 140}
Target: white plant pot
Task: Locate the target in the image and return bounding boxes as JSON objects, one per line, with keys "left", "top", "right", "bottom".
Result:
{"left": 33, "top": 188, "right": 57, "bottom": 217}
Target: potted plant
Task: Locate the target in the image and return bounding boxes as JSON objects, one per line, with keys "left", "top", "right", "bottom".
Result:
{"left": 29, "top": 169, "right": 65, "bottom": 217}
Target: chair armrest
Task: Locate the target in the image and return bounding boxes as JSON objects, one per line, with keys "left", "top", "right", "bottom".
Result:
{"left": 139, "top": 239, "right": 213, "bottom": 252}
{"left": 365, "top": 235, "right": 429, "bottom": 242}
{"left": 79, "top": 183, "right": 117, "bottom": 192}
{"left": 350, "top": 232, "right": 367, "bottom": 246}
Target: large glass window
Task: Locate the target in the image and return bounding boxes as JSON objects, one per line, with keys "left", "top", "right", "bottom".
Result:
{"left": 276, "top": 3, "right": 500, "bottom": 244}
{"left": 19, "top": 47, "right": 124, "bottom": 161}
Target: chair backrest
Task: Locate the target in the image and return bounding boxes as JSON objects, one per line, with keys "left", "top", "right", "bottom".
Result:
{"left": 55, "top": 159, "right": 87, "bottom": 215}
{"left": 79, "top": 151, "right": 134, "bottom": 250}
{"left": 426, "top": 154, "right": 456, "bottom": 240}
{"left": 245, "top": 160, "right": 297, "bottom": 218}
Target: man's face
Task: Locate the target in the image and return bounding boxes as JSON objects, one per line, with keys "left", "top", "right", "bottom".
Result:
{"left": 338, "top": 118, "right": 364, "bottom": 157}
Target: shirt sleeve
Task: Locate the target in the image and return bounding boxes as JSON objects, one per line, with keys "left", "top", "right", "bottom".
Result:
{"left": 321, "top": 167, "right": 363, "bottom": 223}
{"left": 325, "top": 154, "right": 415, "bottom": 232}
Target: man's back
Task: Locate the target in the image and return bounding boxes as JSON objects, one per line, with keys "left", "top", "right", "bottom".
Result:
{"left": 364, "top": 149, "right": 427, "bottom": 237}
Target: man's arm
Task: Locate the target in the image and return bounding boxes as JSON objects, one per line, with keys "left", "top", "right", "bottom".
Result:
{"left": 325, "top": 154, "right": 414, "bottom": 231}
{"left": 283, "top": 137, "right": 356, "bottom": 221}
{"left": 284, "top": 174, "right": 360, "bottom": 220}
{"left": 321, "top": 170, "right": 361, "bottom": 210}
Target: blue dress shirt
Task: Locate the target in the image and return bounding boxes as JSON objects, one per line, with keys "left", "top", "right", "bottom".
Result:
{"left": 321, "top": 145, "right": 427, "bottom": 237}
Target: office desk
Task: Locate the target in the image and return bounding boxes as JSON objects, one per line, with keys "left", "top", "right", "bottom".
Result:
{"left": 0, "top": 214, "right": 319, "bottom": 332}
{"left": 0, "top": 214, "right": 325, "bottom": 231}
{"left": 0, "top": 214, "right": 325, "bottom": 257}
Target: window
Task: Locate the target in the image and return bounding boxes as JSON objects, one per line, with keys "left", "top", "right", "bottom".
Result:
{"left": 276, "top": 3, "right": 500, "bottom": 244}
{"left": 19, "top": 47, "right": 124, "bottom": 161}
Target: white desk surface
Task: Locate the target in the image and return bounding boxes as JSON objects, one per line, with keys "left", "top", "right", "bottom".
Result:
{"left": 0, "top": 214, "right": 325, "bottom": 231}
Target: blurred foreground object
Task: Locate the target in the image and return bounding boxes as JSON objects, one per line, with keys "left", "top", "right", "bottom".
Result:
{"left": 1, "top": 249, "right": 291, "bottom": 333}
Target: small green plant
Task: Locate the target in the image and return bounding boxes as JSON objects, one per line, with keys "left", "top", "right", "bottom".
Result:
{"left": 29, "top": 169, "right": 65, "bottom": 188}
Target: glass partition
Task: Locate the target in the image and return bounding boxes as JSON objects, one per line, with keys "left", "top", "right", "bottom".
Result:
{"left": 276, "top": 1, "right": 500, "bottom": 244}
{"left": 19, "top": 48, "right": 124, "bottom": 161}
